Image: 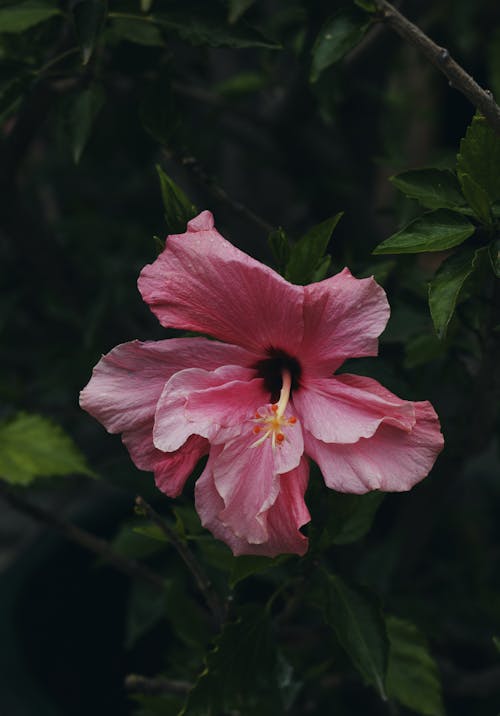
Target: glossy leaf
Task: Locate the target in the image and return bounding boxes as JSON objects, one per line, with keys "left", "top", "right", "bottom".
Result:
{"left": 390, "top": 169, "right": 467, "bottom": 211}
{"left": 320, "top": 572, "right": 388, "bottom": 698}
{"left": 373, "top": 210, "right": 475, "bottom": 255}
{"left": 0, "top": 413, "right": 93, "bottom": 485}
{"left": 457, "top": 113, "right": 500, "bottom": 203}
{"left": 68, "top": 84, "right": 105, "bottom": 164}
{"left": 72, "top": 0, "right": 108, "bottom": 65}
{"left": 428, "top": 247, "right": 483, "bottom": 339}
{"left": 386, "top": 617, "right": 445, "bottom": 716}
{"left": 457, "top": 171, "right": 492, "bottom": 225}
{"left": 156, "top": 165, "right": 198, "bottom": 234}
{"left": 0, "top": 0, "right": 60, "bottom": 33}
{"left": 311, "top": 9, "right": 370, "bottom": 82}
{"left": 286, "top": 212, "right": 343, "bottom": 284}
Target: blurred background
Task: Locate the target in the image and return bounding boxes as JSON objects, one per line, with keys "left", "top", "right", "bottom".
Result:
{"left": 1, "top": 1, "right": 500, "bottom": 714}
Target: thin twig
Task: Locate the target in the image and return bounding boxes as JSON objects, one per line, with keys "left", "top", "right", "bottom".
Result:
{"left": 0, "top": 482, "right": 165, "bottom": 591}
{"left": 124, "top": 673, "right": 191, "bottom": 695}
{"left": 135, "top": 496, "right": 226, "bottom": 627}
{"left": 163, "top": 148, "right": 274, "bottom": 234}
{"left": 373, "top": 0, "right": 500, "bottom": 134}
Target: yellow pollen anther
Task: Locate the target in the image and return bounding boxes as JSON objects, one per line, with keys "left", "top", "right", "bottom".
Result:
{"left": 250, "top": 369, "right": 294, "bottom": 449}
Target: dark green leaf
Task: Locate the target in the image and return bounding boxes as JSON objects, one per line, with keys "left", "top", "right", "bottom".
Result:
{"left": 156, "top": 165, "right": 197, "bottom": 234}
{"left": 428, "top": 247, "right": 483, "bottom": 339}
{"left": 358, "top": 259, "right": 396, "bottom": 285}
{"left": 268, "top": 228, "right": 290, "bottom": 272}
{"left": 286, "top": 212, "right": 343, "bottom": 284}
{"left": 0, "top": 413, "right": 93, "bottom": 485}
{"left": 373, "top": 210, "right": 475, "bottom": 255}
{"left": 0, "top": 0, "right": 60, "bottom": 33}
{"left": 489, "top": 239, "right": 500, "bottom": 278}
{"left": 322, "top": 491, "right": 385, "bottom": 546}
{"left": 154, "top": 9, "right": 279, "bottom": 49}
{"left": 109, "top": 16, "right": 164, "bottom": 47}
{"left": 457, "top": 113, "right": 500, "bottom": 203}
{"left": 214, "top": 71, "right": 266, "bottom": 97}
{"left": 390, "top": 169, "right": 467, "bottom": 211}
{"left": 320, "top": 572, "right": 388, "bottom": 698}
{"left": 72, "top": 0, "right": 108, "bottom": 65}
{"left": 354, "top": 0, "right": 377, "bottom": 11}
{"left": 386, "top": 617, "right": 445, "bottom": 716}
{"left": 228, "top": 0, "right": 256, "bottom": 24}
{"left": 404, "top": 333, "right": 445, "bottom": 369}
{"left": 181, "top": 606, "right": 283, "bottom": 716}
{"left": 0, "top": 71, "right": 32, "bottom": 123}
{"left": 126, "top": 580, "right": 167, "bottom": 649}
{"left": 310, "top": 9, "right": 370, "bottom": 83}
{"left": 67, "top": 83, "right": 105, "bottom": 164}
{"left": 457, "top": 171, "right": 492, "bottom": 224}
{"left": 229, "top": 555, "right": 285, "bottom": 587}
{"left": 111, "top": 523, "right": 166, "bottom": 559}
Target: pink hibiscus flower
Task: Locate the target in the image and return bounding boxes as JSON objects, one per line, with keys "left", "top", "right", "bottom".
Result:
{"left": 80, "top": 211, "right": 443, "bottom": 557}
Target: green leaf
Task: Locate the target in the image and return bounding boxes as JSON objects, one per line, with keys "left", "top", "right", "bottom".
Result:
{"left": 373, "top": 210, "right": 475, "bottom": 255}
{"left": 0, "top": 70, "right": 32, "bottom": 123}
{"left": 229, "top": 555, "right": 285, "bottom": 587}
{"left": 386, "top": 617, "right": 445, "bottom": 716}
{"left": 0, "top": 1, "right": 60, "bottom": 33}
{"left": 111, "top": 523, "right": 166, "bottom": 559}
{"left": 109, "top": 16, "right": 164, "bottom": 47}
{"left": 154, "top": 9, "right": 279, "bottom": 49}
{"left": 214, "top": 71, "right": 266, "bottom": 97}
{"left": 227, "top": 0, "right": 256, "bottom": 24}
{"left": 320, "top": 572, "right": 388, "bottom": 699}
{"left": 0, "top": 413, "right": 93, "bottom": 486}
{"left": 67, "top": 84, "right": 105, "bottom": 164}
{"left": 390, "top": 169, "right": 467, "bottom": 211}
{"left": 156, "top": 165, "right": 197, "bottom": 234}
{"left": 310, "top": 9, "right": 370, "bottom": 83}
{"left": 72, "top": 0, "right": 108, "bottom": 65}
{"left": 285, "top": 212, "right": 343, "bottom": 284}
{"left": 132, "top": 523, "right": 167, "bottom": 543}
{"left": 322, "top": 491, "right": 385, "bottom": 546}
{"left": 457, "top": 171, "right": 492, "bottom": 225}
{"left": 126, "top": 580, "right": 167, "bottom": 650}
{"left": 457, "top": 113, "right": 500, "bottom": 203}
{"left": 268, "top": 228, "right": 290, "bottom": 272}
{"left": 428, "top": 247, "right": 483, "bottom": 339}
{"left": 181, "top": 606, "right": 283, "bottom": 716}
{"left": 489, "top": 239, "right": 500, "bottom": 278}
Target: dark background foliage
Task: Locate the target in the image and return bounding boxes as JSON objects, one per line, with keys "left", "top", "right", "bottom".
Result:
{"left": 1, "top": 1, "right": 500, "bottom": 715}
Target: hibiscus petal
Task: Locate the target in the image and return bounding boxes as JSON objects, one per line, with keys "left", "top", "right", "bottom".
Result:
{"left": 294, "top": 374, "right": 415, "bottom": 444}
{"left": 306, "top": 401, "right": 444, "bottom": 493}
{"left": 124, "top": 427, "right": 207, "bottom": 497}
{"left": 138, "top": 211, "right": 304, "bottom": 354}
{"left": 300, "top": 268, "right": 390, "bottom": 376}
{"left": 153, "top": 365, "right": 265, "bottom": 452}
{"left": 195, "top": 455, "right": 310, "bottom": 557}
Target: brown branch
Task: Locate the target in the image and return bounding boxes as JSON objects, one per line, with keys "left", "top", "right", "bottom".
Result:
{"left": 373, "top": 0, "right": 500, "bottom": 134}
{"left": 0, "top": 482, "right": 165, "bottom": 591}
{"left": 135, "top": 496, "right": 226, "bottom": 628}
{"left": 124, "top": 673, "right": 191, "bottom": 696}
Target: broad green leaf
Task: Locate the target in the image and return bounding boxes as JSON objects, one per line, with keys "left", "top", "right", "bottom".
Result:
{"left": 109, "top": 16, "right": 164, "bottom": 46}
{"left": 154, "top": 9, "right": 279, "bottom": 49}
{"left": 457, "top": 171, "right": 492, "bottom": 225}
{"left": 0, "top": 413, "right": 92, "bottom": 485}
{"left": 386, "top": 617, "right": 445, "bottom": 716}
{"left": 457, "top": 113, "right": 500, "bottom": 203}
{"left": 428, "top": 247, "right": 483, "bottom": 339}
{"left": 322, "top": 491, "right": 385, "bottom": 546}
{"left": 229, "top": 555, "right": 285, "bottom": 587}
{"left": 72, "top": 0, "right": 108, "bottom": 65}
{"left": 132, "top": 523, "right": 167, "bottom": 543}
{"left": 228, "top": 0, "right": 256, "bottom": 24}
{"left": 489, "top": 239, "right": 500, "bottom": 278}
{"left": 390, "top": 169, "right": 467, "bottom": 211}
{"left": 373, "top": 210, "right": 475, "bottom": 255}
{"left": 126, "top": 580, "right": 167, "bottom": 649}
{"left": 156, "top": 165, "right": 197, "bottom": 234}
{"left": 320, "top": 572, "right": 388, "bottom": 699}
{"left": 181, "top": 606, "right": 283, "bottom": 716}
{"left": 268, "top": 228, "right": 290, "bottom": 272}
{"left": 67, "top": 84, "right": 105, "bottom": 164}
{"left": 286, "top": 212, "right": 343, "bottom": 284}
{"left": 0, "top": 1, "right": 60, "bottom": 33}
{"left": 310, "top": 9, "right": 370, "bottom": 82}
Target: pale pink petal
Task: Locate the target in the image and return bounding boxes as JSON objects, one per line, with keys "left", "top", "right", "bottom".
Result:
{"left": 300, "top": 268, "right": 390, "bottom": 376}
{"left": 195, "top": 455, "right": 310, "bottom": 557}
{"left": 124, "top": 427, "right": 207, "bottom": 497}
{"left": 305, "top": 401, "right": 444, "bottom": 494}
{"left": 293, "top": 374, "right": 415, "bottom": 444}
{"left": 138, "top": 211, "right": 304, "bottom": 354}
{"left": 153, "top": 365, "right": 265, "bottom": 452}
